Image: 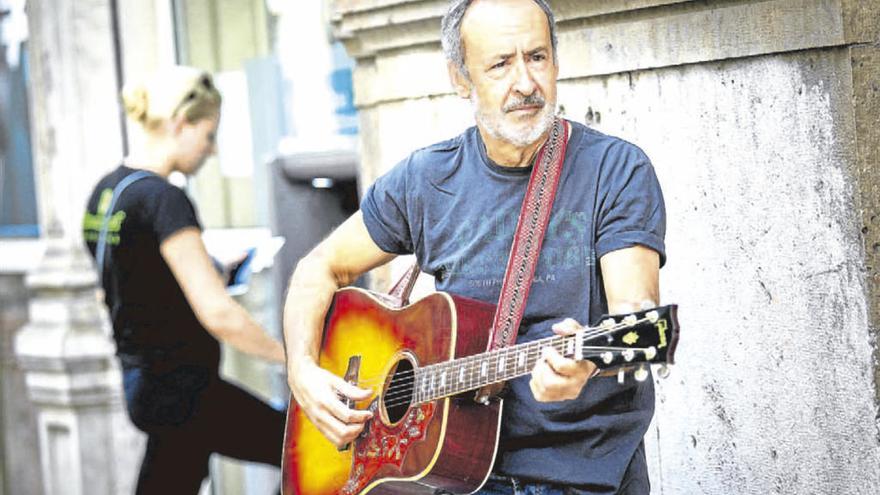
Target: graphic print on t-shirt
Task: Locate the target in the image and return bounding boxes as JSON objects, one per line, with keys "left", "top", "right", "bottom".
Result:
{"left": 441, "top": 206, "right": 595, "bottom": 290}
{"left": 83, "top": 188, "right": 127, "bottom": 245}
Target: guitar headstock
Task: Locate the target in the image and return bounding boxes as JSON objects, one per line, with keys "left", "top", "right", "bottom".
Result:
{"left": 580, "top": 305, "right": 680, "bottom": 376}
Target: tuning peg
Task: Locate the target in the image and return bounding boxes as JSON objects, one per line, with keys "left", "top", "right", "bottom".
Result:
{"left": 602, "top": 352, "right": 614, "bottom": 364}
{"left": 646, "top": 310, "right": 659, "bottom": 323}
{"left": 644, "top": 347, "right": 657, "bottom": 360}
{"left": 634, "top": 365, "right": 649, "bottom": 382}
{"left": 623, "top": 315, "right": 637, "bottom": 326}
{"left": 622, "top": 349, "right": 635, "bottom": 362}
{"left": 657, "top": 365, "right": 671, "bottom": 379}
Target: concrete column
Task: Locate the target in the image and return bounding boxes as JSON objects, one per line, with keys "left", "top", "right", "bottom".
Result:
{"left": 14, "top": 0, "right": 143, "bottom": 494}
{"left": 0, "top": 271, "right": 44, "bottom": 495}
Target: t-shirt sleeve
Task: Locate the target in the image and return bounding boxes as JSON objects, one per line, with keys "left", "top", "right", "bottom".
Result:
{"left": 150, "top": 184, "right": 202, "bottom": 243}
{"left": 360, "top": 159, "right": 415, "bottom": 255}
{"left": 595, "top": 151, "right": 667, "bottom": 267}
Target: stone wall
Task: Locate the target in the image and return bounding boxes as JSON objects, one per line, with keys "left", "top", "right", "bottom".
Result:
{"left": 332, "top": 0, "right": 880, "bottom": 493}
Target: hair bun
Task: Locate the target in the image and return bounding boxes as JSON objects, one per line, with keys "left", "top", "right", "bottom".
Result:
{"left": 121, "top": 84, "right": 149, "bottom": 123}
{"left": 120, "top": 66, "right": 221, "bottom": 131}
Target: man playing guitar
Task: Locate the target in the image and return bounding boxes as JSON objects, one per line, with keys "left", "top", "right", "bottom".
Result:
{"left": 282, "top": 1, "right": 666, "bottom": 493}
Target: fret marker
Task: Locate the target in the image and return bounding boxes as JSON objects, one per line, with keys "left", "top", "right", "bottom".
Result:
{"left": 518, "top": 352, "right": 526, "bottom": 367}
{"left": 498, "top": 356, "right": 505, "bottom": 372}
{"left": 440, "top": 372, "right": 446, "bottom": 388}
{"left": 459, "top": 367, "right": 465, "bottom": 383}
{"left": 566, "top": 339, "right": 574, "bottom": 356}
{"left": 481, "top": 362, "right": 488, "bottom": 377}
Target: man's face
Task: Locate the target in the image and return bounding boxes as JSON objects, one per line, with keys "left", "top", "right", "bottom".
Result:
{"left": 459, "top": 0, "right": 558, "bottom": 148}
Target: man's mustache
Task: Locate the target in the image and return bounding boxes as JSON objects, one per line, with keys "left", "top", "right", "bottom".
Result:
{"left": 503, "top": 93, "right": 545, "bottom": 112}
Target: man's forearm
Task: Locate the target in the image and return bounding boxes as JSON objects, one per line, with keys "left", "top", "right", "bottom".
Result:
{"left": 283, "top": 254, "right": 343, "bottom": 377}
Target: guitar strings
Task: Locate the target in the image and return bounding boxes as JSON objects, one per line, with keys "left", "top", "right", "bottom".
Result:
{"left": 378, "top": 316, "right": 643, "bottom": 387}
{"left": 354, "top": 318, "right": 648, "bottom": 399}
{"left": 349, "top": 319, "right": 624, "bottom": 389}
{"left": 378, "top": 346, "right": 657, "bottom": 409}
{"left": 379, "top": 343, "right": 619, "bottom": 403}
{"left": 353, "top": 317, "right": 657, "bottom": 407}
{"left": 378, "top": 342, "right": 655, "bottom": 405}
{"left": 379, "top": 346, "right": 655, "bottom": 408}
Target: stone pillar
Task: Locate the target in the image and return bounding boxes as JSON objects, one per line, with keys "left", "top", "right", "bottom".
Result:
{"left": 14, "top": 0, "right": 143, "bottom": 494}
{"left": 0, "top": 271, "right": 44, "bottom": 495}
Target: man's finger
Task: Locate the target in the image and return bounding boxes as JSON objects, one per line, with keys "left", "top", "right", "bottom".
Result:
{"left": 541, "top": 346, "right": 580, "bottom": 376}
{"left": 551, "top": 318, "right": 581, "bottom": 336}
{"left": 332, "top": 376, "right": 373, "bottom": 401}
{"left": 316, "top": 411, "right": 367, "bottom": 447}
{"left": 322, "top": 387, "right": 373, "bottom": 424}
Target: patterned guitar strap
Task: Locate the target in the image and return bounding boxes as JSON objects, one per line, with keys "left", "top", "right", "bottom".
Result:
{"left": 475, "top": 117, "right": 570, "bottom": 403}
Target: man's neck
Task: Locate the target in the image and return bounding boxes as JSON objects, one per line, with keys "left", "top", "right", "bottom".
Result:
{"left": 479, "top": 127, "right": 548, "bottom": 168}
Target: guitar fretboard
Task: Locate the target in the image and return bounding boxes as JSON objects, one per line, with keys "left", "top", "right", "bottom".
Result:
{"left": 412, "top": 333, "right": 583, "bottom": 404}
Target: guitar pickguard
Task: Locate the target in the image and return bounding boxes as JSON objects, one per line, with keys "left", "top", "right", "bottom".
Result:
{"left": 343, "top": 401, "right": 438, "bottom": 495}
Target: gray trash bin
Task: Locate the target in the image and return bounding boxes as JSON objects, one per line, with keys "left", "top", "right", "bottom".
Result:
{"left": 268, "top": 149, "right": 362, "bottom": 319}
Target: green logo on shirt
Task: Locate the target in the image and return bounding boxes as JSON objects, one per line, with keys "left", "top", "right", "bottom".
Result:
{"left": 83, "top": 188, "right": 127, "bottom": 245}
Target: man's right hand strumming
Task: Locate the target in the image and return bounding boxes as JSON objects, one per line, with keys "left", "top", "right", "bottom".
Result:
{"left": 289, "top": 360, "right": 373, "bottom": 448}
{"left": 282, "top": 211, "right": 397, "bottom": 447}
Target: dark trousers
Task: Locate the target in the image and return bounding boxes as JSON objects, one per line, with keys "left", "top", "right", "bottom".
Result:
{"left": 123, "top": 365, "right": 285, "bottom": 494}
{"left": 476, "top": 442, "right": 650, "bottom": 495}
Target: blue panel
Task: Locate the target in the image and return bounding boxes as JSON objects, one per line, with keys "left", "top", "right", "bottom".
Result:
{"left": 0, "top": 224, "right": 40, "bottom": 237}
{"left": 1, "top": 45, "right": 39, "bottom": 238}
{"left": 329, "top": 42, "right": 359, "bottom": 136}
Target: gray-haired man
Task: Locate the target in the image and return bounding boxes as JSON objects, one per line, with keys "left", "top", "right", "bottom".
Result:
{"left": 284, "top": 1, "right": 665, "bottom": 493}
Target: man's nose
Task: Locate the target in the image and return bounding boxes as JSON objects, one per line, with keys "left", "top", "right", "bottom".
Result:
{"left": 512, "top": 57, "right": 537, "bottom": 96}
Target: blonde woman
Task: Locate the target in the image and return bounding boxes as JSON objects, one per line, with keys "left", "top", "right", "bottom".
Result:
{"left": 83, "top": 66, "right": 285, "bottom": 494}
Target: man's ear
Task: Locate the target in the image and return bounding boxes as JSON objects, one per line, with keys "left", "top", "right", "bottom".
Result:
{"left": 447, "top": 61, "right": 472, "bottom": 99}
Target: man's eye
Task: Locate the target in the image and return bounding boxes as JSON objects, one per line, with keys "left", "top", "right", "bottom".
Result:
{"left": 531, "top": 53, "right": 546, "bottom": 62}
{"left": 490, "top": 61, "right": 506, "bottom": 70}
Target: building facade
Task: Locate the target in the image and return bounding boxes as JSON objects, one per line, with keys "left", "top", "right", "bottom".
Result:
{"left": 331, "top": 0, "right": 880, "bottom": 493}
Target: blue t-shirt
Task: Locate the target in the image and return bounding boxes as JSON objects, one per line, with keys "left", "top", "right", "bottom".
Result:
{"left": 361, "top": 120, "right": 666, "bottom": 492}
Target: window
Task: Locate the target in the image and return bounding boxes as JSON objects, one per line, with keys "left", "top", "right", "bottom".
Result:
{"left": 1, "top": 11, "right": 39, "bottom": 238}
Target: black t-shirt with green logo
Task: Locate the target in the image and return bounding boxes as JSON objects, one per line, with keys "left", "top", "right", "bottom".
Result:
{"left": 83, "top": 165, "right": 220, "bottom": 369}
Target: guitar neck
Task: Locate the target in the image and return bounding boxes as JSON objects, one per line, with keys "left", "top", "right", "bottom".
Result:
{"left": 410, "top": 308, "right": 676, "bottom": 404}
{"left": 412, "top": 333, "right": 583, "bottom": 403}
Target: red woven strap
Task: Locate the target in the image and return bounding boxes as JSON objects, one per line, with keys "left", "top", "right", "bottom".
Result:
{"left": 387, "top": 261, "right": 421, "bottom": 307}
{"left": 487, "top": 118, "right": 570, "bottom": 351}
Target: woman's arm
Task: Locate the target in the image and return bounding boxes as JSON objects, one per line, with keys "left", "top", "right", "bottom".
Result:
{"left": 160, "top": 227, "right": 284, "bottom": 363}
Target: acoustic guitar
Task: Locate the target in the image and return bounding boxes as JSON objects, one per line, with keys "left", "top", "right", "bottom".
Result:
{"left": 281, "top": 287, "right": 679, "bottom": 494}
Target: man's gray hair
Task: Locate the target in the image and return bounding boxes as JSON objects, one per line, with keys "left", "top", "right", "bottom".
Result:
{"left": 440, "top": 0, "right": 559, "bottom": 79}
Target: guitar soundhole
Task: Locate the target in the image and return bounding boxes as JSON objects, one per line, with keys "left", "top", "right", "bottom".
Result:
{"left": 382, "top": 357, "right": 415, "bottom": 424}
